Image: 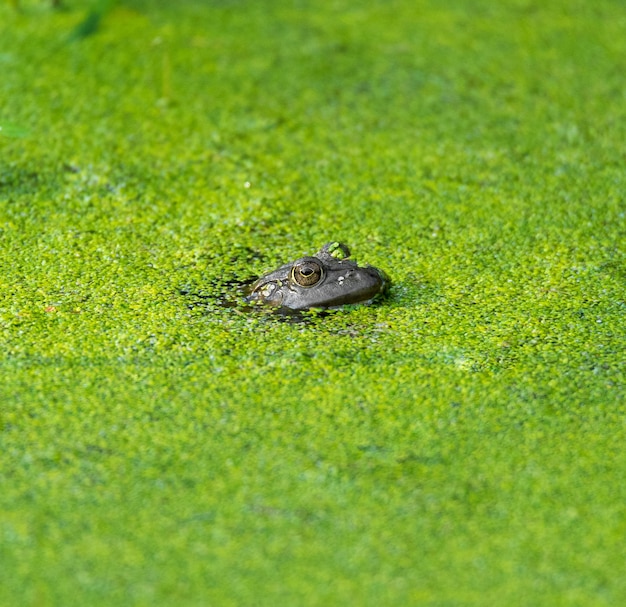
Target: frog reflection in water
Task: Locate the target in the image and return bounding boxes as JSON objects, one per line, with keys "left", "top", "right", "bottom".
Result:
{"left": 246, "top": 242, "right": 389, "bottom": 311}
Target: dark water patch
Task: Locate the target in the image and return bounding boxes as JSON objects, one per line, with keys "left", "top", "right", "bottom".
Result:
{"left": 177, "top": 278, "right": 347, "bottom": 325}
{"left": 178, "top": 277, "right": 255, "bottom": 311}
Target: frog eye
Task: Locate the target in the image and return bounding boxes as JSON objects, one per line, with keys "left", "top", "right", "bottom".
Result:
{"left": 291, "top": 260, "right": 324, "bottom": 287}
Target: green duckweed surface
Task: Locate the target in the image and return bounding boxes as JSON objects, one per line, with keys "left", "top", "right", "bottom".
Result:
{"left": 1, "top": 1, "right": 626, "bottom": 605}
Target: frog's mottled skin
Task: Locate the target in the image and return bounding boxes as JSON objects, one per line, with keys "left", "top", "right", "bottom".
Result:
{"left": 246, "top": 242, "right": 388, "bottom": 310}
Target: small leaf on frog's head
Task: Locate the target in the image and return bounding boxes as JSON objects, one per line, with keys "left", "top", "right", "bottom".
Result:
{"left": 326, "top": 242, "right": 350, "bottom": 260}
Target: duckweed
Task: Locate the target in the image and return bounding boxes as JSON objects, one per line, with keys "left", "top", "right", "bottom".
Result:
{"left": 1, "top": 1, "right": 625, "bottom": 605}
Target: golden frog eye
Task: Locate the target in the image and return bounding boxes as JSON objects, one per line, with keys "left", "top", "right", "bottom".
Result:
{"left": 291, "top": 260, "right": 323, "bottom": 287}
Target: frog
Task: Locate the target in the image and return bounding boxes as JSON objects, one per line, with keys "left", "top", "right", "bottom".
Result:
{"left": 245, "top": 242, "right": 389, "bottom": 310}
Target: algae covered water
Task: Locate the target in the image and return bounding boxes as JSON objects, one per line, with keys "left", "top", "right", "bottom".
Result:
{"left": 1, "top": 1, "right": 626, "bottom": 605}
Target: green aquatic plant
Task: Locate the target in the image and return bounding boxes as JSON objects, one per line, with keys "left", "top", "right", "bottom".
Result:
{"left": 1, "top": 0, "right": 626, "bottom": 605}
{"left": 0, "top": 122, "right": 28, "bottom": 137}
